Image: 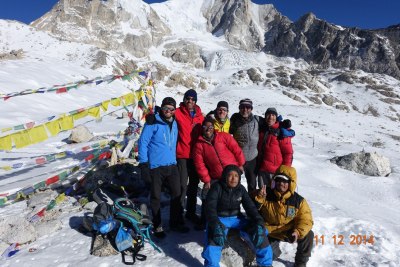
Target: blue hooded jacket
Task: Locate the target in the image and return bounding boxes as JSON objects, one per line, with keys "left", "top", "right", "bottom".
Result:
{"left": 138, "top": 113, "right": 178, "bottom": 169}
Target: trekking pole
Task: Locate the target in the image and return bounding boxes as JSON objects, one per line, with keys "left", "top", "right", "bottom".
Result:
{"left": 121, "top": 186, "right": 129, "bottom": 199}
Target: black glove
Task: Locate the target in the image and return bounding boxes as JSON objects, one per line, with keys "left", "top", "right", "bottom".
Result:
{"left": 138, "top": 162, "right": 151, "bottom": 187}
{"left": 252, "top": 224, "right": 266, "bottom": 248}
{"left": 212, "top": 223, "right": 226, "bottom": 246}
{"left": 281, "top": 119, "right": 291, "bottom": 129}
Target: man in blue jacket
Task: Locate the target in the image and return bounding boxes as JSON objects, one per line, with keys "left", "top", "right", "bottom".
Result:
{"left": 138, "top": 97, "right": 189, "bottom": 238}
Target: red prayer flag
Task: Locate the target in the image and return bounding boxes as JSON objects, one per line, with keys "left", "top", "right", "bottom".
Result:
{"left": 46, "top": 175, "right": 59, "bottom": 185}
{"left": 85, "top": 154, "right": 94, "bottom": 161}
{"left": 56, "top": 87, "right": 67, "bottom": 94}
{"left": 35, "top": 157, "right": 46, "bottom": 165}
{"left": 99, "top": 151, "right": 111, "bottom": 160}
{"left": 25, "top": 121, "right": 35, "bottom": 129}
{"left": 37, "top": 208, "right": 46, "bottom": 217}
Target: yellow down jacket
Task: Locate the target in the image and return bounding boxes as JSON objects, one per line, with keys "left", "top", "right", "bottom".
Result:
{"left": 255, "top": 165, "right": 313, "bottom": 240}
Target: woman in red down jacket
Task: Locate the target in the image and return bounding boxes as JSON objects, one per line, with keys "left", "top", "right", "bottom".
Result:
{"left": 257, "top": 107, "right": 294, "bottom": 189}
{"left": 193, "top": 118, "right": 245, "bottom": 229}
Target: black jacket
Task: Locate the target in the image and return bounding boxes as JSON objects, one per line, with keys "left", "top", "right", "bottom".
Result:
{"left": 205, "top": 175, "right": 264, "bottom": 227}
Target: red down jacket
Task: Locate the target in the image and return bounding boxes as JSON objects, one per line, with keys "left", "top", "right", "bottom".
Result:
{"left": 258, "top": 122, "right": 294, "bottom": 173}
{"left": 193, "top": 132, "right": 245, "bottom": 183}
{"left": 175, "top": 103, "right": 204, "bottom": 159}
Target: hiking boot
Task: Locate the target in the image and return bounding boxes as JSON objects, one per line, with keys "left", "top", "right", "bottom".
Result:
{"left": 153, "top": 226, "right": 166, "bottom": 239}
{"left": 185, "top": 213, "right": 201, "bottom": 224}
{"left": 170, "top": 224, "right": 190, "bottom": 233}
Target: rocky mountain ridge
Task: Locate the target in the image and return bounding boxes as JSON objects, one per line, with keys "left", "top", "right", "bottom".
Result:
{"left": 30, "top": 0, "right": 400, "bottom": 79}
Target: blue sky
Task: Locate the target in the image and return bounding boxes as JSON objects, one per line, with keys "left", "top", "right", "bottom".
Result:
{"left": 0, "top": 0, "right": 399, "bottom": 29}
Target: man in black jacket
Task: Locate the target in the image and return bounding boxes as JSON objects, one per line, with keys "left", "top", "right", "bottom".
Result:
{"left": 202, "top": 165, "right": 273, "bottom": 267}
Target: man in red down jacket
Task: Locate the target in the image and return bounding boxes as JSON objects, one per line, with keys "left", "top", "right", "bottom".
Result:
{"left": 175, "top": 89, "right": 205, "bottom": 225}
{"left": 257, "top": 107, "right": 295, "bottom": 189}
{"left": 193, "top": 118, "right": 245, "bottom": 229}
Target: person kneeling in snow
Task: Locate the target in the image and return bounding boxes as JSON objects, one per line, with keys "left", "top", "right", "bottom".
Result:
{"left": 202, "top": 165, "right": 273, "bottom": 267}
{"left": 255, "top": 165, "right": 314, "bottom": 267}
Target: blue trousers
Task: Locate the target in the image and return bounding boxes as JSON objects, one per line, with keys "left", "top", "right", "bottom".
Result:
{"left": 202, "top": 216, "right": 273, "bottom": 267}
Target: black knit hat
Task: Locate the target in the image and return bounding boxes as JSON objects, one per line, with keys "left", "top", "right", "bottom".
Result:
{"left": 265, "top": 107, "right": 278, "bottom": 116}
{"left": 216, "top": 101, "right": 229, "bottom": 110}
{"left": 161, "top": 97, "right": 176, "bottom": 108}
{"left": 183, "top": 89, "right": 197, "bottom": 102}
{"left": 239, "top": 98, "right": 253, "bottom": 109}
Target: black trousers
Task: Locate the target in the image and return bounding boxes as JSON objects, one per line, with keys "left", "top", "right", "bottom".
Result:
{"left": 269, "top": 230, "right": 314, "bottom": 264}
{"left": 244, "top": 157, "right": 258, "bottom": 194}
{"left": 177, "top": 158, "right": 200, "bottom": 216}
{"left": 149, "top": 165, "right": 182, "bottom": 228}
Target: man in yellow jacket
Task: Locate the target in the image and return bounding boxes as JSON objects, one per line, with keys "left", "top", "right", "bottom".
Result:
{"left": 255, "top": 165, "right": 313, "bottom": 267}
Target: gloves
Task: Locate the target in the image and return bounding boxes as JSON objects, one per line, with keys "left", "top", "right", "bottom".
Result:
{"left": 212, "top": 223, "right": 226, "bottom": 246}
{"left": 139, "top": 162, "right": 151, "bottom": 187}
{"left": 281, "top": 119, "right": 291, "bottom": 129}
{"left": 252, "top": 224, "right": 266, "bottom": 248}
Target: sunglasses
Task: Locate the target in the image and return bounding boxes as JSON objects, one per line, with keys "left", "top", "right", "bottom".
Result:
{"left": 161, "top": 106, "right": 175, "bottom": 111}
{"left": 239, "top": 105, "right": 252, "bottom": 110}
{"left": 217, "top": 108, "right": 228, "bottom": 112}
{"left": 185, "top": 97, "right": 195, "bottom": 101}
{"left": 202, "top": 125, "right": 214, "bottom": 130}
{"left": 274, "top": 178, "right": 290, "bottom": 184}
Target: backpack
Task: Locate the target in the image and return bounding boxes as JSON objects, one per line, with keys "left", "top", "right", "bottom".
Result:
{"left": 90, "top": 201, "right": 150, "bottom": 265}
{"left": 92, "top": 202, "right": 117, "bottom": 234}
{"left": 113, "top": 198, "right": 160, "bottom": 253}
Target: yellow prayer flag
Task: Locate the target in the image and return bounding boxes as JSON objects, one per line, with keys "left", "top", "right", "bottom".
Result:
{"left": 101, "top": 100, "right": 110, "bottom": 111}
{"left": 29, "top": 125, "right": 48, "bottom": 144}
{"left": 1, "top": 127, "right": 12, "bottom": 133}
{"left": 55, "top": 193, "right": 66, "bottom": 204}
{"left": 59, "top": 115, "right": 74, "bottom": 131}
{"left": 135, "top": 90, "right": 144, "bottom": 100}
{"left": 73, "top": 110, "right": 88, "bottom": 120}
{"left": 55, "top": 152, "right": 66, "bottom": 159}
{"left": 45, "top": 120, "right": 61, "bottom": 137}
{"left": 111, "top": 98, "right": 121, "bottom": 107}
{"left": 99, "top": 139, "right": 108, "bottom": 148}
{"left": 123, "top": 93, "right": 135, "bottom": 106}
{"left": 0, "top": 135, "right": 12, "bottom": 151}
{"left": 11, "top": 130, "right": 31, "bottom": 149}
{"left": 1, "top": 166, "right": 12, "bottom": 171}
{"left": 88, "top": 107, "right": 100, "bottom": 118}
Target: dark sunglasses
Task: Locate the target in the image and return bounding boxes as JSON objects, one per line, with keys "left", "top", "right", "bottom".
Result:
{"left": 161, "top": 106, "right": 175, "bottom": 111}
{"left": 202, "top": 125, "right": 214, "bottom": 130}
{"left": 217, "top": 108, "right": 228, "bottom": 112}
{"left": 185, "top": 97, "right": 195, "bottom": 101}
{"left": 239, "top": 105, "right": 252, "bottom": 110}
{"left": 275, "top": 178, "right": 290, "bottom": 184}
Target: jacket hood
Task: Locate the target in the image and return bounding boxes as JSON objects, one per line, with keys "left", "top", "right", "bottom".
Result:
{"left": 221, "top": 164, "right": 242, "bottom": 188}
{"left": 274, "top": 165, "right": 297, "bottom": 194}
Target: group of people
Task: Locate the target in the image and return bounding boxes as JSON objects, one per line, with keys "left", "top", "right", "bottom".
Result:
{"left": 137, "top": 89, "right": 314, "bottom": 267}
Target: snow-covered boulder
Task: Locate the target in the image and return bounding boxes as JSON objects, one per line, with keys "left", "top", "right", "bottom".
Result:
{"left": 331, "top": 151, "right": 391, "bottom": 176}
{"left": 0, "top": 216, "right": 37, "bottom": 244}
{"left": 68, "top": 125, "right": 94, "bottom": 143}
{"left": 34, "top": 220, "right": 62, "bottom": 238}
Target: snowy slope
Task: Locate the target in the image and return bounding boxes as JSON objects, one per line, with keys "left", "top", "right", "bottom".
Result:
{"left": 1, "top": 0, "right": 400, "bottom": 266}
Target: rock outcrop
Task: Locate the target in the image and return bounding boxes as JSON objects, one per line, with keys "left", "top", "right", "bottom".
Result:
{"left": 331, "top": 151, "right": 391, "bottom": 176}
{"left": 32, "top": 0, "right": 170, "bottom": 58}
